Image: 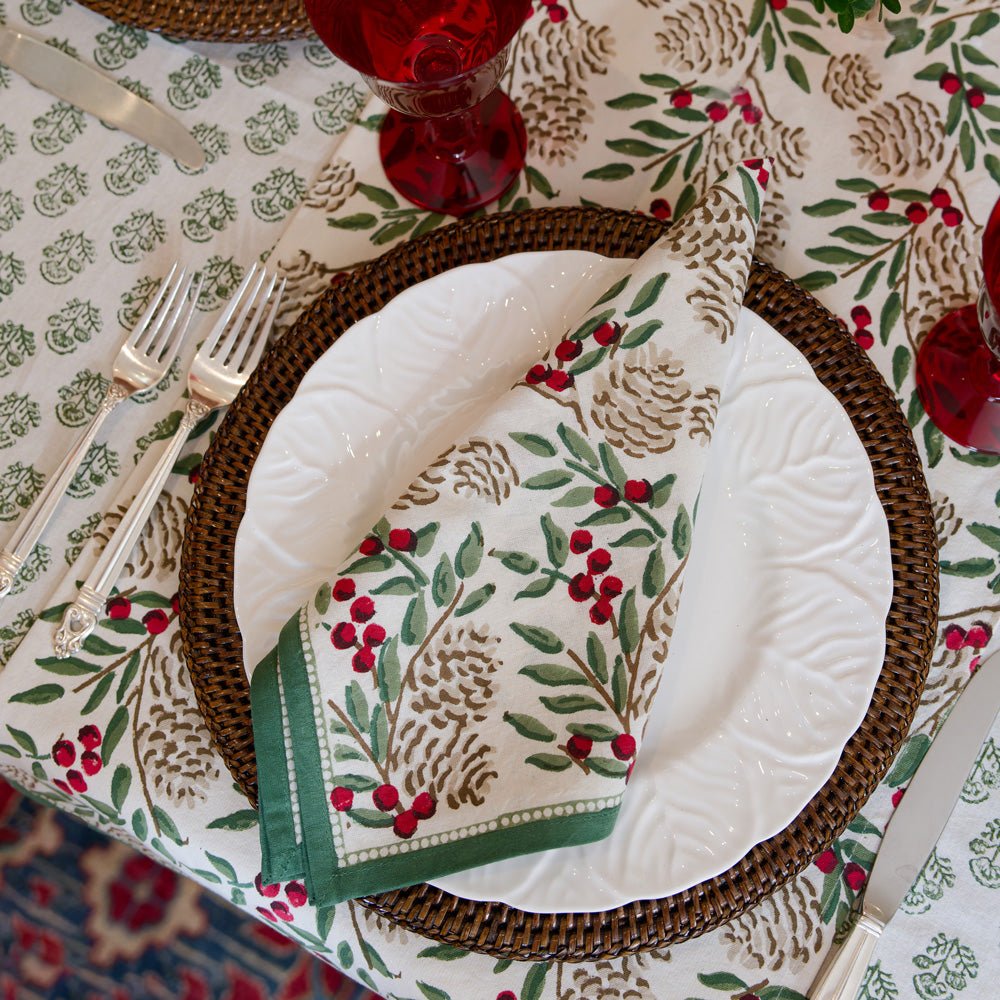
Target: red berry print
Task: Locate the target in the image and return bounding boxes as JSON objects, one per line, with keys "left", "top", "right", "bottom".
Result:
{"left": 81, "top": 750, "right": 102, "bottom": 776}
{"left": 732, "top": 87, "right": 752, "bottom": 107}
{"left": 142, "top": 609, "right": 169, "bottom": 635}
{"left": 670, "top": 89, "right": 692, "bottom": 108}
{"left": 412, "top": 792, "right": 437, "bottom": 819}
{"left": 593, "top": 321, "right": 621, "bottom": 347}
{"left": 851, "top": 305, "right": 872, "bottom": 329}
{"left": 393, "top": 810, "right": 419, "bottom": 838}
{"left": 547, "top": 2, "right": 567, "bottom": 21}
{"left": 624, "top": 478, "right": 653, "bottom": 503}
{"left": 497, "top": 993, "right": 518, "bottom": 1000}
{"left": 257, "top": 906, "right": 277, "bottom": 923}
{"left": 769, "top": 0, "right": 787, "bottom": 9}
{"left": 363, "top": 623, "right": 386, "bottom": 647}
{"left": 567, "top": 734, "right": 593, "bottom": 760}
{"left": 867, "top": 190, "right": 890, "bottom": 212}
{"left": 944, "top": 623, "right": 967, "bottom": 650}
{"left": 568, "top": 572, "right": 595, "bottom": 602}
{"left": 66, "top": 770, "right": 87, "bottom": 793}
{"left": 332, "top": 578, "right": 356, "bottom": 602}
{"left": 587, "top": 548, "right": 612, "bottom": 574}
{"left": 525, "top": 363, "right": 551, "bottom": 385}
{"left": 892, "top": 787, "right": 905, "bottom": 808}
{"left": 171, "top": 593, "right": 181, "bottom": 616}
{"left": 742, "top": 105, "right": 763, "bottom": 124}
{"left": 352, "top": 646, "right": 376, "bottom": 673}
{"left": 600, "top": 575, "right": 623, "bottom": 598}
{"left": 255, "top": 872, "right": 281, "bottom": 897}
{"left": 649, "top": 198, "right": 672, "bottom": 221}
{"left": 569, "top": 529, "right": 593, "bottom": 554}
{"left": 814, "top": 848, "right": 838, "bottom": 874}
{"left": 756, "top": 166, "right": 770, "bottom": 188}
{"left": 271, "top": 900, "right": 293, "bottom": 921}
{"left": 965, "top": 622, "right": 992, "bottom": 648}
{"left": 941, "top": 206, "right": 963, "bottom": 227}
{"left": 905, "top": 202, "right": 928, "bottom": 225}
{"left": 388, "top": 528, "right": 417, "bottom": 552}
{"left": 546, "top": 369, "right": 575, "bottom": 392}
{"left": 373, "top": 784, "right": 399, "bottom": 812}
{"left": 590, "top": 597, "right": 613, "bottom": 625}
{"left": 52, "top": 740, "right": 75, "bottom": 767}
{"left": 939, "top": 71, "right": 962, "bottom": 94}
{"left": 54, "top": 778, "right": 73, "bottom": 796}
{"left": 350, "top": 596, "right": 375, "bottom": 622}
{"left": 843, "top": 862, "right": 867, "bottom": 891}
{"left": 331, "top": 622, "right": 356, "bottom": 649}
{"left": 330, "top": 786, "right": 354, "bottom": 812}
{"left": 611, "top": 733, "right": 636, "bottom": 760}
{"left": 78, "top": 725, "right": 101, "bottom": 750}
{"left": 930, "top": 188, "right": 951, "bottom": 209}
{"left": 554, "top": 339, "right": 582, "bottom": 361}
{"left": 188, "top": 465, "right": 201, "bottom": 484}
{"left": 706, "top": 100, "right": 728, "bottom": 122}
{"left": 359, "top": 536, "right": 383, "bottom": 556}
{"left": 854, "top": 330, "right": 874, "bottom": 351}
{"left": 285, "top": 881, "right": 307, "bottom": 907}
{"left": 967, "top": 87, "right": 985, "bottom": 108}
{"left": 106, "top": 596, "right": 131, "bottom": 620}
{"left": 593, "top": 485, "right": 619, "bottom": 508}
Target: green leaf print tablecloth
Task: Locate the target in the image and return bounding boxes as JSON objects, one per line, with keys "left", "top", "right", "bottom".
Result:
{"left": 0, "top": 1, "right": 998, "bottom": 998}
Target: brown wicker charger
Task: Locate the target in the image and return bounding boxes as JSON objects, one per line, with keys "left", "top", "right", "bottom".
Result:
{"left": 179, "top": 206, "right": 938, "bottom": 961}
{"left": 75, "top": 0, "right": 312, "bottom": 43}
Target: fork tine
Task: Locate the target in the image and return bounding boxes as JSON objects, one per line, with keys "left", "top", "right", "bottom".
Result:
{"left": 237, "top": 277, "right": 285, "bottom": 374}
{"left": 214, "top": 266, "right": 268, "bottom": 366}
{"left": 201, "top": 262, "right": 264, "bottom": 358}
{"left": 132, "top": 265, "right": 188, "bottom": 355}
{"left": 155, "top": 274, "right": 203, "bottom": 367}
{"left": 126, "top": 261, "right": 180, "bottom": 348}
{"left": 146, "top": 272, "right": 195, "bottom": 359}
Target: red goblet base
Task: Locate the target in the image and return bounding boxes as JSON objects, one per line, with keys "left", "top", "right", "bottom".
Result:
{"left": 378, "top": 89, "right": 526, "bottom": 217}
{"left": 915, "top": 304, "right": 1000, "bottom": 454}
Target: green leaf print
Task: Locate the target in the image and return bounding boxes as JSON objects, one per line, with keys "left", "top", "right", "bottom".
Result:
{"left": 454, "top": 583, "right": 495, "bottom": 617}
{"left": 31, "top": 102, "right": 86, "bottom": 155}
{"left": 206, "top": 810, "right": 259, "bottom": 831}
{"left": 455, "top": 525, "right": 485, "bottom": 578}
{"left": 511, "top": 622, "right": 563, "bottom": 654}
{"left": 10, "top": 683, "right": 64, "bottom": 704}
{"left": 93, "top": 23, "right": 148, "bottom": 71}
{"left": 0, "top": 462, "right": 44, "bottom": 521}
{"left": 103, "top": 143, "right": 160, "bottom": 197}
{"left": 520, "top": 663, "right": 589, "bottom": 686}
{"left": 525, "top": 753, "right": 572, "bottom": 772}
{"left": 539, "top": 694, "right": 605, "bottom": 714}
{"left": 503, "top": 712, "right": 556, "bottom": 743}
{"left": 33, "top": 162, "right": 89, "bottom": 218}
{"left": 40, "top": 229, "right": 96, "bottom": 284}
{"left": 167, "top": 56, "right": 223, "bottom": 111}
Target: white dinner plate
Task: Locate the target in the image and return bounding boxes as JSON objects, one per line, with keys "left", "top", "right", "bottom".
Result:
{"left": 234, "top": 250, "right": 892, "bottom": 913}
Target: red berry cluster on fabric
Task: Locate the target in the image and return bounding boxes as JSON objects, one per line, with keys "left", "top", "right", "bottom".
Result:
{"left": 329, "top": 782, "right": 437, "bottom": 840}
{"left": 328, "top": 578, "right": 386, "bottom": 672}
{"left": 255, "top": 872, "right": 308, "bottom": 922}
{"left": 565, "top": 532, "right": 624, "bottom": 625}
{"left": 51, "top": 724, "right": 102, "bottom": 795}
{"left": 741, "top": 157, "right": 770, "bottom": 189}
{"left": 939, "top": 70, "right": 986, "bottom": 113}
{"left": 944, "top": 621, "right": 992, "bottom": 651}
{"left": 849, "top": 304, "right": 874, "bottom": 351}
{"left": 867, "top": 185, "right": 963, "bottom": 229}
{"left": 525, "top": 313, "right": 637, "bottom": 390}
{"left": 105, "top": 592, "right": 176, "bottom": 634}
{"left": 532, "top": 0, "right": 567, "bottom": 22}
{"left": 813, "top": 849, "right": 867, "bottom": 891}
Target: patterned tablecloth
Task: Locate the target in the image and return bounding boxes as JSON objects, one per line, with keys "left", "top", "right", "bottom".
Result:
{"left": 0, "top": 1, "right": 998, "bottom": 998}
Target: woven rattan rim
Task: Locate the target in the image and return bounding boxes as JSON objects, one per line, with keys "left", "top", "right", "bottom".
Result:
{"left": 75, "top": 0, "right": 312, "bottom": 43}
{"left": 179, "top": 206, "right": 938, "bottom": 961}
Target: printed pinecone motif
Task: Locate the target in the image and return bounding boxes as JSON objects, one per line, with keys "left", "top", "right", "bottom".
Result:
{"left": 590, "top": 345, "right": 692, "bottom": 458}
{"left": 559, "top": 955, "right": 662, "bottom": 1000}
{"left": 823, "top": 53, "right": 881, "bottom": 111}
{"left": 134, "top": 642, "right": 221, "bottom": 807}
{"left": 665, "top": 186, "right": 754, "bottom": 344}
{"left": 850, "top": 94, "right": 945, "bottom": 178}
{"left": 933, "top": 490, "right": 963, "bottom": 546}
{"left": 517, "top": 18, "right": 615, "bottom": 85}
{"left": 755, "top": 190, "right": 792, "bottom": 257}
{"left": 273, "top": 248, "right": 344, "bottom": 335}
{"left": 520, "top": 78, "right": 594, "bottom": 167}
{"left": 394, "top": 438, "right": 520, "bottom": 509}
{"left": 655, "top": 0, "right": 748, "bottom": 73}
{"left": 908, "top": 219, "right": 980, "bottom": 345}
{"left": 708, "top": 118, "right": 809, "bottom": 182}
{"left": 635, "top": 582, "right": 681, "bottom": 716}
{"left": 723, "top": 875, "right": 824, "bottom": 971}
{"left": 391, "top": 624, "right": 501, "bottom": 809}
{"left": 95, "top": 492, "right": 188, "bottom": 579}
{"left": 302, "top": 158, "right": 355, "bottom": 212}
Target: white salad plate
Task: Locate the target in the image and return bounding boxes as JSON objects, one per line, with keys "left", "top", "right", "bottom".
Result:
{"left": 234, "top": 250, "right": 892, "bottom": 914}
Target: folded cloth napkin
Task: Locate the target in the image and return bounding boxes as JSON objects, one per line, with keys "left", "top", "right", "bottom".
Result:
{"left": 250, "top": 159, "right": 771, "bottom": 908}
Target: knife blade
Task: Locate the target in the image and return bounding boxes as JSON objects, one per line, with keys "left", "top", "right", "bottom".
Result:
{"left": 0, "top": 25, "right": 205, "bottom": 169}
{"left": 810, "top": 647, "right": 1000, "bottom": 1000}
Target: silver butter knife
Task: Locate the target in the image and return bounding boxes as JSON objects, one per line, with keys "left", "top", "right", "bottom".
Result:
{"left": 810, "top": 648, "right": 1000, "bottom": 1000}
{"left": 0, "top": 25, "right": 205, "bottom": 169}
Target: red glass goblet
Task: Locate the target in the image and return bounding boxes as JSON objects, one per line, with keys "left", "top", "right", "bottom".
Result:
{"left": 303, "top": 0, "right": 530, "bottom": 217}
{"left": 915, "top": 194, "right": 1000, "bottom": 454}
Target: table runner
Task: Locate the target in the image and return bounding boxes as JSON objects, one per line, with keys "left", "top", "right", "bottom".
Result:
{"left": 0, "top": 1, "right": 997, "bottom": 998}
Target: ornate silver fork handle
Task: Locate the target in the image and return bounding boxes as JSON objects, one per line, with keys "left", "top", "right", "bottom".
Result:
{"left": 0, "top": 383, "right": 129, "bottom": 599}
{"left": 53, "top": 396, "right": 211, "bottom": 658}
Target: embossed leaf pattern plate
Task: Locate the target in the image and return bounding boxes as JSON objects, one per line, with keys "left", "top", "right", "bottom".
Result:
{"left": 234, "top": 251, "right": 892, "bottom": 913}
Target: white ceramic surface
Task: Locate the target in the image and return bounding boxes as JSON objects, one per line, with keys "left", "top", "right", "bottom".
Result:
{"left": 235, "top": 250, "right": 892, "bottom": 913}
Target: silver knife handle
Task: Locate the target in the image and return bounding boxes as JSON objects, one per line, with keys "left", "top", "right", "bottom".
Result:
{"left": 0, "top": 383, "right": 129, "bottom": 600}
{"left": 809, "top": 911, "right": 884, "bottom": 1000}
{"left": 53, "top": 396, "right": 211, "bottom": 657}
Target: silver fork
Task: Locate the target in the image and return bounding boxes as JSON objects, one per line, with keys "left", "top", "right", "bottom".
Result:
{"left": 0, "top": 264, "right": 196, "bottom": 602}
{"left": 54, "top": 262, "right": 284, "bottom": 658}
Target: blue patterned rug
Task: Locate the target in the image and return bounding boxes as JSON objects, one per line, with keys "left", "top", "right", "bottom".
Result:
{"left": 0, "top": 778, "right": 383, "bottom": 1000}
